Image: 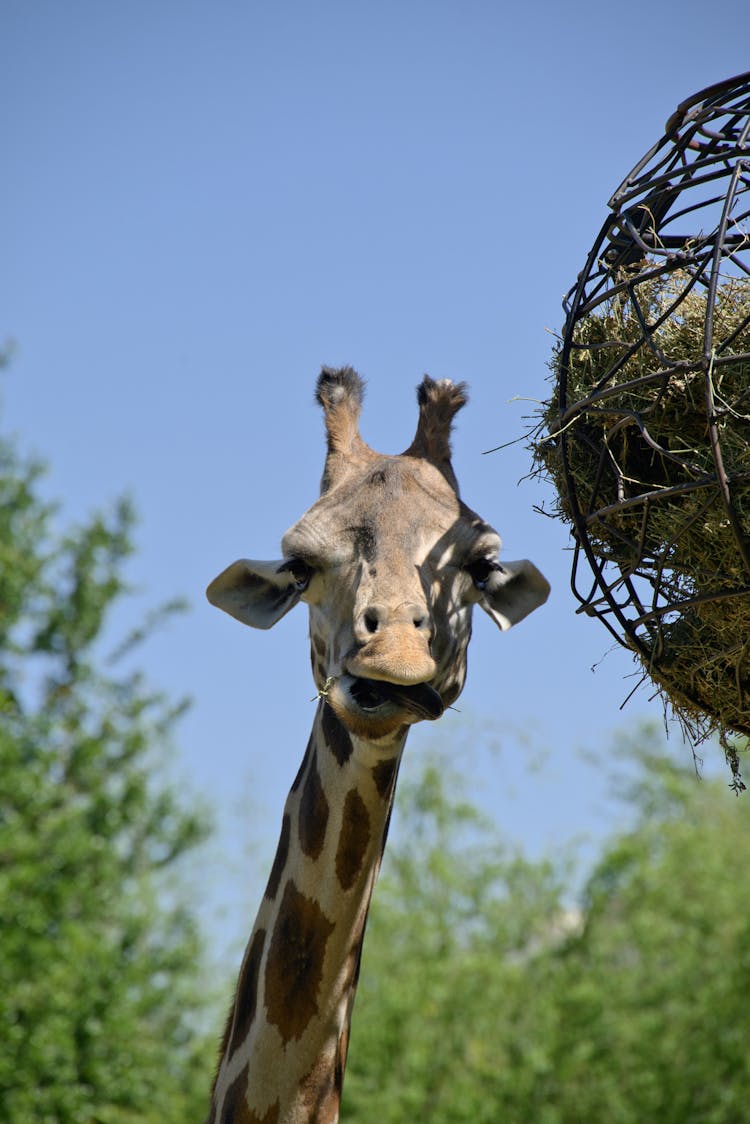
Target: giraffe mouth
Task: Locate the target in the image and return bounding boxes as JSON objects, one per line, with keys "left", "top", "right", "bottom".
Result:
{"left": 347, "top": 676, "right": 444, "bottom": 721}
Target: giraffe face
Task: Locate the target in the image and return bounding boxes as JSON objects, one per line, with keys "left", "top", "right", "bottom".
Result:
{"left": 207, "top": 370, "right": 549, "bottom": 739}
{"left": 282, "top": 455, "right": 503, "bottom": 736}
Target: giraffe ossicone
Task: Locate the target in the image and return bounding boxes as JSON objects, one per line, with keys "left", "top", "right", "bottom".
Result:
{"left": 205, "top": 368, "right": 549, "bottom": 1124}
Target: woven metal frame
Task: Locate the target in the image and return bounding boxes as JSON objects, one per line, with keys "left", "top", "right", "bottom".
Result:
{"left": 553, "top": 71, "right": 750, "bottom": 747}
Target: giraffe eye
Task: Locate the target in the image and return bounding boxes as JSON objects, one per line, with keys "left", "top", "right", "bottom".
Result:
{"left": 285, "top": 559, "right": 312, "bottom": 591}
{"left": 466, "top": 558, "right": 501, "bottom": 591}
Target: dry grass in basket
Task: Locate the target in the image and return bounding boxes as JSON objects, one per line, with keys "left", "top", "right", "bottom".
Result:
{"left": 531, "top": 264, "right": 750, "bottom": 778}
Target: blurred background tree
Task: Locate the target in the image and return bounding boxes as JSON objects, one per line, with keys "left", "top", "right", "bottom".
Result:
{"left": 0, "top": 363, "right": 217, "bottom": 1123}
{"left": 343, "top": 731, "right": 750, "bottom": 1124}
{"left": 547, "top": 732, "right": 750, "bottom": 1124}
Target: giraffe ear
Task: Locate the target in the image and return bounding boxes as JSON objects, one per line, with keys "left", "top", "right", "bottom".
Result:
{"left": 206, "top": 559, "right": 304, "bottom": 629}
{"left": 478, "top": 559, "right": 550, "bottom": 632}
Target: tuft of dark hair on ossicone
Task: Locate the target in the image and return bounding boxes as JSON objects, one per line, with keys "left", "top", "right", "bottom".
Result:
{"left": 405, "top": 375, "right": 468, "bottom": 490}
{"left": 315, "top": 366, "right": 365, "bottom": 411}
{"left": 315, "top": 366, "right": 372, "bottom": 493}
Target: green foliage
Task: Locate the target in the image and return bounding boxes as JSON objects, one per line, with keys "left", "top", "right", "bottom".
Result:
{"left": 0, "top": 390, "right": 215, "bottom": 1122}
{"left": 344, "top": 731, "right": 750, "bottom": 1124}
{"left": 554, "top": 736, "right": 750, "bottom": 1124}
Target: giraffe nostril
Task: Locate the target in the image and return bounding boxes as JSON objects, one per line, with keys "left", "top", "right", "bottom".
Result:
{"left": 364, "top": 610, "right": 379, "bottom": 634}
{"left": 413, "top": 615, "right": 425, "bottom": 629}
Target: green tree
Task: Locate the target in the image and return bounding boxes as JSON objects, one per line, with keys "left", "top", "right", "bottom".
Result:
{"left": 0, "top": 376, "right": 215, "bottom": 1122}
{"left": 343, "top": 730, "right": 750, "bottom": 1124}
{"left": 548, "top": 734, "right": 750, "bottom": 1124}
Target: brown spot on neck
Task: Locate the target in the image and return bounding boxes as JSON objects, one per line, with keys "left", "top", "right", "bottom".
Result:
{"left": 227, "top": 928, "right": 266, "bottom": 1056}
{"left": 321, "top": 702, "right": 353, "bottom": 765}
{"left": 264, "top": 881, "right": 334, "bottom": 1044}
{"left": 265, "top": 814, "right": 290, "bottom": 901}
{"left": 335, "top": 788, "right": 371, "bottom": 892}
{"left": 299, "top": 1049, "right": 341, "bottom": 1123}
{"left": 372, "top": 754, "right": 400, "bottom": 799}
{"left": 336, "top": 1020, "right": 352, "bottom": 1108}
{"left": 291, "top": 730, "right": 315, "bottom": 793}
{"left": 219, "top": 1068, "right": 279, "bottom": 1124}
{"left": 298, "top": 755, "right": 329, "bottom": 860}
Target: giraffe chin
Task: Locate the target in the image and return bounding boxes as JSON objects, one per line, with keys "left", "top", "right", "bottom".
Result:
{"left": 328, "top": 675, "right": 445, "bottom": 738}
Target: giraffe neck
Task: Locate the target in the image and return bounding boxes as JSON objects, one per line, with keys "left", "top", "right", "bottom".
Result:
{"left": 208, "top": 701, "right": 406, "bottom": 1124}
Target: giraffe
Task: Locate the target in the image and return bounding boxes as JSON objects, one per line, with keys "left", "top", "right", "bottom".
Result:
{"left": 205, "top": 367, "right": 550, "bottom": 1124}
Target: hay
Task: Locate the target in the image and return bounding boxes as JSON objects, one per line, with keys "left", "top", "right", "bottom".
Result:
{"left": 534, "top": 263, "right": 750, "bottom": 780}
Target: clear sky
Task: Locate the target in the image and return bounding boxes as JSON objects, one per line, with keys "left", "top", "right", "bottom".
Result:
{"left": 4, "top": 1, "right": 749, "bottom": 959}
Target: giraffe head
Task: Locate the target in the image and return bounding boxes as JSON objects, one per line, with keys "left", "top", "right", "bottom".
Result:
{"left": 208, "top": 368, "right": 549, "bottom": 739}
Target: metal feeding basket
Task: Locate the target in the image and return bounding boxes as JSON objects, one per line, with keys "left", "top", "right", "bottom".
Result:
{"left": 535, "top": 71, "right": 750, "bottom": 786}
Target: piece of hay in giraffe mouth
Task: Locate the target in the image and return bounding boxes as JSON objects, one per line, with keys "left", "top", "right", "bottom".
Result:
{"left": 348, "top": 677, "right": 445, "bottom": 721}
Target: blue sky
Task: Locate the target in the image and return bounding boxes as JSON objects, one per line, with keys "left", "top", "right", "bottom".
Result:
{"left": 4, "top": 1, "right": 749, "bottom": 957}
